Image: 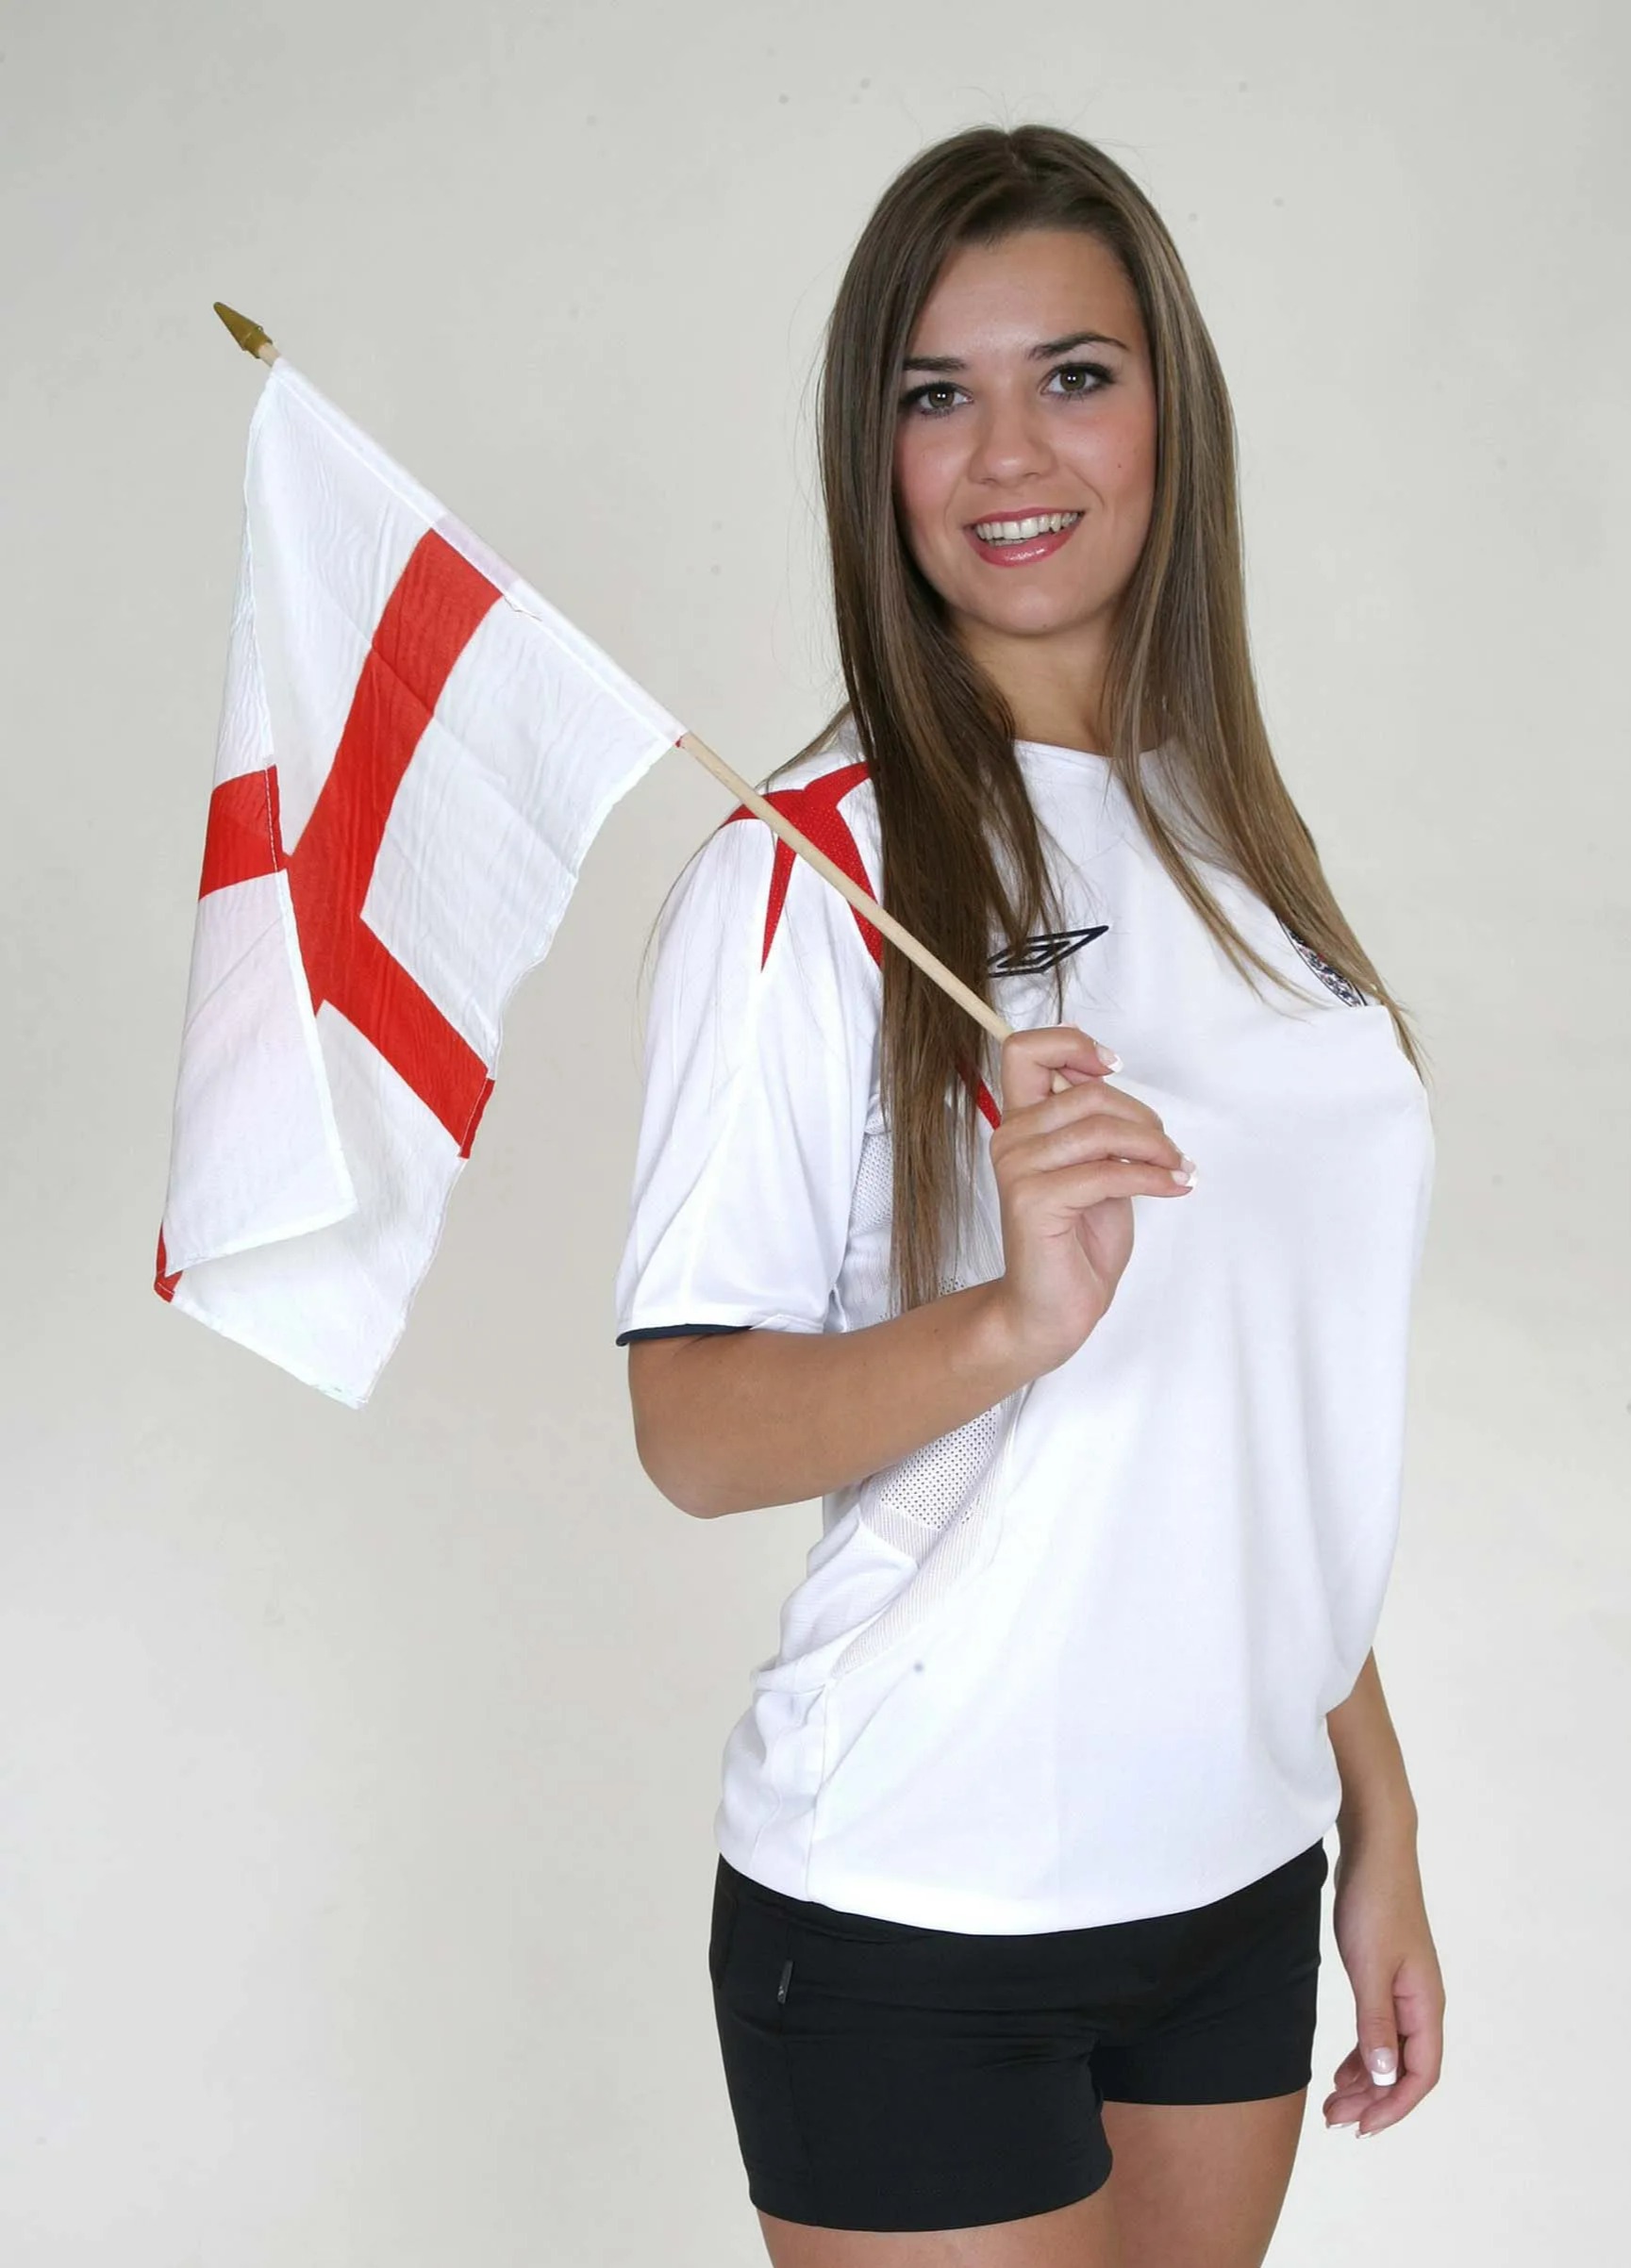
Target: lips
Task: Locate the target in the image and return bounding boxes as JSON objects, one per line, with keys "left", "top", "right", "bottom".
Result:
{"left": 963, "top": 512, "right": 1084, "bottom": 569}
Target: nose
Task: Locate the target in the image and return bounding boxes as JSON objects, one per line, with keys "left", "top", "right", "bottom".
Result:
{"left": 965, "top": 385, "right": 1056, "bottom": 489}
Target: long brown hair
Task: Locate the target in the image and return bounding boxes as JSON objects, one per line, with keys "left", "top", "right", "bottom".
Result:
{"left": 769, "top": 122, "right": 1431, "bottom": 1317}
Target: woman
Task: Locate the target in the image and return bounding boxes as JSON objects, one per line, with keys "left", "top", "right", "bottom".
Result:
{"left": 614, "top": 124, "right": 1444, "bottom": 2267}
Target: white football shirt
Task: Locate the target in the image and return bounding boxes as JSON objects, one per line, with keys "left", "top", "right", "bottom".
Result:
{"left": 614, "top": 720, "right": 1435, "bottom": 1931}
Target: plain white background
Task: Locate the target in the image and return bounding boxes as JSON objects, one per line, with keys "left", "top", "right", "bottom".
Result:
{"left": 2, "top": 2, "right": 1627, "bottom": 2260}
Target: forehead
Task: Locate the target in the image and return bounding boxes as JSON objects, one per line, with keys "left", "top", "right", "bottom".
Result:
{"left": 908, "top": 228, "right": 1142, "bottom": 355}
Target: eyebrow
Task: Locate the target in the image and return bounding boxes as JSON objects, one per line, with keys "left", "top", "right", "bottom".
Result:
{"left": 901, "top": 329, "right": 1129, "bottom": 373}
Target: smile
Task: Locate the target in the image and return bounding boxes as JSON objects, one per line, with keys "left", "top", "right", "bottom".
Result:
{"left": 964, "top": 510, "right": 1083, "bottom": 566}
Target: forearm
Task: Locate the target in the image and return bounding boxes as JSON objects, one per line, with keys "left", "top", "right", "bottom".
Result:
{"left": 1328, "top": 1648, "right": 1419, "bottom": 1852}
{"left": 627, "top": 1280, "right": 1040, "bottom": 1518}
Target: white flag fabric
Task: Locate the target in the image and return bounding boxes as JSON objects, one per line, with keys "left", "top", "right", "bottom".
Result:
{"left": 157, "top": 358, "right": 685, "bottom": 1405}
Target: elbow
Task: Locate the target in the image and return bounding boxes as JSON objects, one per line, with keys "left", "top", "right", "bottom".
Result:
{"left": 626, "top": 1338, "right": 752, "bottom": 1518}
{"left": 632, "top": 1417, "right": 735, "bottom": 1519}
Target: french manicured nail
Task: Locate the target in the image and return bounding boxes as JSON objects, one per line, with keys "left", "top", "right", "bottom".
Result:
{"left": 1366, "top": 2048, "right": 1398, "bottom": 2084}
{"left": 1095, "top": 1043, "right": 1122, "bottom": 1070}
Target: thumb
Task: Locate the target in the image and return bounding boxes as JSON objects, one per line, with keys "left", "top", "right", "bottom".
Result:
{"left": 1358, "top": 1998, "right": 1400, "bottom": 2087}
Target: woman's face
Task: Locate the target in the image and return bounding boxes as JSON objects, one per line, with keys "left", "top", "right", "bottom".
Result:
{"left": 891, "top": 227, "right": 1157, "bottom": 667}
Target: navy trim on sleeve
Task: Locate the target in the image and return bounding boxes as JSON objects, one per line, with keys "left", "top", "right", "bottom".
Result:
{"left": 615, "top": 1323, "right": 754, "bottom": 1348}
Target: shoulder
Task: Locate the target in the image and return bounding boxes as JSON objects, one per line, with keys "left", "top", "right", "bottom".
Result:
{"left": 670, "top": 717, "right": 882, "bottom": 980}
{"left": 747, "top": 715, "right": 879, "bottom": 871}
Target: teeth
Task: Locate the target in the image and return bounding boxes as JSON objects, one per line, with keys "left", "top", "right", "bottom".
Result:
{"left": 973, "top": 511, "right": 1081, "bottom": 543}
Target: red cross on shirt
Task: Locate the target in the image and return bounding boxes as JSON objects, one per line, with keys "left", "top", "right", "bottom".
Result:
{"left": 723, "top": 762, "right": 1000, "bottom": 1130}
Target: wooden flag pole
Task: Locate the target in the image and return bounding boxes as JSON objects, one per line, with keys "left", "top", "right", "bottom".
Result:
{"left": 212, "top": 302, "right": 1053, "bottom": 1080}
{"left": 674, "top": 742, "right": 1083, "bottom": 1094}
{"left": 675, "top": 732, "right": 1012, "bottom": 1048}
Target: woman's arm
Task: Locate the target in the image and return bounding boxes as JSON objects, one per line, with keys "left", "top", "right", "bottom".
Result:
{"left": 628, "top": 1026, "right": 1197, "bottom": 1516}
{"left": 1328, "top": 1649, "right": 1420, "bottom": 1852}
{"left": 629, "top": 1281, "right": 1032, "bottom": 1518}
{"left": 1322, "top": 1646, "right": 1444, "bottom": 2134}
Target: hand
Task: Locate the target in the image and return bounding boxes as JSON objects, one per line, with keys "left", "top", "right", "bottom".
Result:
{"left": 987, "top": 1025, "right": 1196, "bottom": 1375}
{"left": 1323, "top": 1831, "right": 1445, "bottom": 2139}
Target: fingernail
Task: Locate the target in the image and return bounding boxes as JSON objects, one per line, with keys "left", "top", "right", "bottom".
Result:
{"left": 1366, "top": 2047, "right": 1398, "bottom": 2083}
{"left": 1095, "top": 1043, "right": 1122, "bottom": 1070}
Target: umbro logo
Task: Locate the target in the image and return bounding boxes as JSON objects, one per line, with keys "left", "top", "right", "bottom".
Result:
{"left": 988, "top": 925, "right": 1109, "bottom": 976}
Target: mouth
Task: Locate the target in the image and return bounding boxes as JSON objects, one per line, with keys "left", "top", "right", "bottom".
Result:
{"left": 964, "top": 509, "right": 1083, "bottom": 568}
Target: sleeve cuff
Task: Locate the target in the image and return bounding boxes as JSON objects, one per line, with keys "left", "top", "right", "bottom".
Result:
{"left": 614, "top": 1321, "right": 753, "bottom": 1348}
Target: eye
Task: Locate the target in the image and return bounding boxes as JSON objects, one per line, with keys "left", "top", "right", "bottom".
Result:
{"left": 899, "top": 381, "right": 965, "bottom": 418}
{"left": 1047, "top": 361, "right": 1113, "bottom": 397}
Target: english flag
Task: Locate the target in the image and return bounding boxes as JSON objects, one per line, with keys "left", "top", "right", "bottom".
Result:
{"left": 156, "top": 358, "right": 685, "bottom": 1405}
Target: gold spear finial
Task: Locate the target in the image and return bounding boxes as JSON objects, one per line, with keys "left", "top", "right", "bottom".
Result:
{"left": 213, "top": 302, "right": 279, "bottom": 364}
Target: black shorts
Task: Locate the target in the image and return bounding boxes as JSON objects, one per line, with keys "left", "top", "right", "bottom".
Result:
{"left": 708, "top": 1838, "right": 1329, "bottom": 2233}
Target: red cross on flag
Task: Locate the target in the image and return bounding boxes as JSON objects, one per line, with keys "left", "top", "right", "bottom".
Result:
{"left": 156, "top": 359, "right": 685, "bottom": 1405}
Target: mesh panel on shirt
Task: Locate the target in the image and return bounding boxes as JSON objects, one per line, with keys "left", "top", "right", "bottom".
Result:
{"left": 832, "top": 1111, "right": 1024, "bottom": 1680}
{"left": 850, "top": 1124, "right": 894, "bottom": 1242}
{"left": 847, "top": 1119, "right": 1012, "bottom": 1540}
{"left": 874, "top": 1399, "right": 1004, "bottom": 1533}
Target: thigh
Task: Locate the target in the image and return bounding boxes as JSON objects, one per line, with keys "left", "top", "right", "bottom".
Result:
{"left": 1097, "top": 2094, "right": 1306, "bottom": 2268}
{"left": 757, "top": 2183, "right": 1124, "bottom": 2268}
{"left": 1090, "top": 1841, "right": 1328, "bottom": 2268}
{"left": 709, "top": 1859, "right": 1114, "bottom": 2240}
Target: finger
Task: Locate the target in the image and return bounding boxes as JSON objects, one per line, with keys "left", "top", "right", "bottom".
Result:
{"left": 1356, "top": 2014, "right": 1401, "bottom": 2092}
{"left": 1322, "top": 2046, "right": 1377, "bottom": 2126}
{"left": 999, "top": 1025, "right": 1121, "bottom": 1110}
{"left": 1371, "top": 2001, "right": 1442, "bottom": 2116}
{"left": 1340, "top": 2015, "right": 1442, "bottom": 2136}
{"left": 1356, "top": 2068, "right": 1435, "bottom": 2136}
{"left": 1324, "top": 2079, "right": 1396, "bottom": 2133}
{"left": 1008, "top": 1074, "right": 1165, "bottom": 1134}
{"left": 990, "top": 1081, "right": 1171, "bottom": 1172}
{"left": 1004, "top": 1154, "right": 1198, "bottom": 1224}
{"left": 1323, "top": 2096, "right": 1372, "bottom": 2129}
{"left": 1392, "top": 1977, "right": 1445, "bottom": 2090}
{"left": 1326, "top": 2049, "right": 1370, "bottom": 2097}
{"left": 1322, "top": 2057, "right": 1374, "bottom": 2126}
{"left": 1349, "top": 1973, "right": 1442, "bottom": 2135}
{"left": 1324, "top": 2078, "right": 1370, "bottom": 2111}
{"left": 994, "top": 1101, "right": 1174, "bottom": 1183}
{"left": 1323, "top": 2071, "right": 1381, "bottom": 2111}
{"left": 998, "top": 1112, "right": 1193, "bottom": 1186}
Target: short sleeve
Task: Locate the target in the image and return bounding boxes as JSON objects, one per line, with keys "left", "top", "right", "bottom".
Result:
{"left": 613, "top": 803, "right": 883, "bottom": 1345}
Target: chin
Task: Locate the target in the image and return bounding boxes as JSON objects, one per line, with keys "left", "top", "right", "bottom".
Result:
{"left": 954, "top": 590, "right": 1099, "bottom": 640}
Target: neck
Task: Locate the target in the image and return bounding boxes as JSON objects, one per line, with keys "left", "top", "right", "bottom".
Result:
{"left": 954, "top": 610, "right": 1113, "bottom": 754}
